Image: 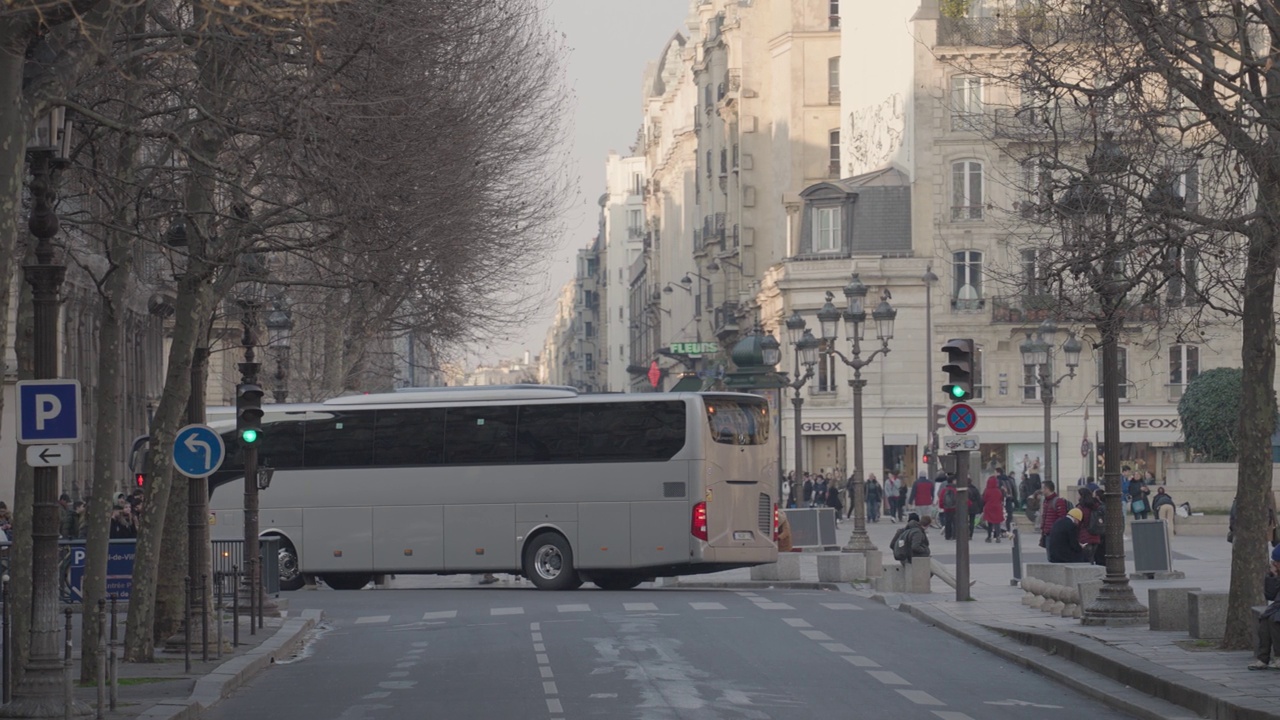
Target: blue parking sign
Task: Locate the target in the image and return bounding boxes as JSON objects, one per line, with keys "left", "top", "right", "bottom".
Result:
{"left": 17, "top": 380, "right": 81, "bottom": 444}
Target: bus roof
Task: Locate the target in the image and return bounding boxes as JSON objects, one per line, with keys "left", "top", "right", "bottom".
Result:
{"left": 325, "top": 385, "right": 579, "bottom": 405}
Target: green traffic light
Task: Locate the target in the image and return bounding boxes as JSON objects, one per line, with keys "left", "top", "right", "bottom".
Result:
{"left": 950, "top": 385, "right": 966, "bottom": 398}
{"left": 241, "top": 428, "right": 259, "bottom": 444}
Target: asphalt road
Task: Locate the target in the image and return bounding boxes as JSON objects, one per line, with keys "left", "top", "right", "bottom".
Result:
{"left": 206, "top": 584, "right": 1136, "bottom": 720}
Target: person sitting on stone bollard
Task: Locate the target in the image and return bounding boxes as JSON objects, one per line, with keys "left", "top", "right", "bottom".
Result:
{"left": 1047, "top": 508, "right": 1086, "bottom": 564}
{"left": 890, "top": 513, "right": 932, "bottom": 568}
{"left": 1248, "top": 544, "right": 1280, "bottom": 670}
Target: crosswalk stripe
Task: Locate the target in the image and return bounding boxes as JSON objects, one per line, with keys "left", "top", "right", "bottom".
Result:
{"left": 843, "top": 655, "right": 881, "bottom": 668}
{"left": 355, "top": 615, "right": 390, "bottom": 624}
{"left": 783, "top": 618, "right": 811, "bottom": 628}
{"left": 624, "top": 602, "right": 658, "bottom": 612}
{"left": 556, "top": 604, "right": 590, "bottom": 613}
{"left": 690, "top": 602, "right": 726, "bottom": 610}
{"left": 754, "top": 602, "right": 794, "bottom": 610}
{"left": 867, "top": 670, "right": 910, "bottom": 686}
{"left": 800, "top": 630, "right": 833, "bottom": 641}
{"left": 820, "top": 603, "right": 863, "bottom": 611}
{"left": 491, "top": 607, "right": 524, "bottom": 616}
{"left": 422, "top": 611, "right": 457, "bottom": 620}
{"left": 820, "top": 643, "right": 854, "bottom": 653}
{"left": 933, "top": 713, "right": 976, "bottom": 720}
{"left": 898, "top": 690, "right": 944, "bottom": 706}
{"left": 547, "top": 699, "right": 563, "bottom": 714}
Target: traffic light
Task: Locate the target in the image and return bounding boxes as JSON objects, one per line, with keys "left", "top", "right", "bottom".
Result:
{"left": 236, "top": 382, "right": 264, "bottom": 445}
{"left": 922, "top": 450, "right": 932, "bottom": 466}
{"left": 941, "top": 338, "right": 975, "bottom": 403}
{"left": 135, "top": 472, "right": 145, "bottom": 488}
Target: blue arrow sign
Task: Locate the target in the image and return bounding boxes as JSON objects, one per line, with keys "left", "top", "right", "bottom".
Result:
{"left": 172, "top": 424, "right": 226, "bottom": 478}
{"left": 17, "top": 379, "right": 82, "bottom": 444}
{"left": 946, "top": 403, "right": 978, "bottom": 434}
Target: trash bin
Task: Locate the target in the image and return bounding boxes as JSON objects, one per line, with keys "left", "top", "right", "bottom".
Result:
{"left": 258, "top": 537, "right": 281, "bottom": 595}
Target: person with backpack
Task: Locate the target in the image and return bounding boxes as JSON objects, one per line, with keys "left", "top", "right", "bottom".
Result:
{"left": 1076, "top": 486, "right": 1103, "bottom": 562}
{"left": 890, "top": 513, "right": 932, "bottom": 568}
{"left": 997, "top": 468, "right": 1017, "bottom": 534}
{"left": 939, "top": 478, "right": 959, "bottom": 541}
{"left": 966, "top": 478, "right": 983, "bottom": 539}
{"left": 1038, "top": 480, "right": 1071, "bottom": 559}
{"left": 910, "top": 473, "right": 934, "bottom": 519}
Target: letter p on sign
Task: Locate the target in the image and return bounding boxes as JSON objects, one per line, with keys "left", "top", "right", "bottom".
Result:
{"left": 17, "top": 380, "right": 82, "bottom": 444}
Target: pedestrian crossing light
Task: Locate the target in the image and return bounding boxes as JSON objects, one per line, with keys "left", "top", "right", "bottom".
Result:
{"left": 941, "top": 338, "right": 975, "bottom": 403}
{"left": 236, "top": 382, "right": 264, "bottom": 445}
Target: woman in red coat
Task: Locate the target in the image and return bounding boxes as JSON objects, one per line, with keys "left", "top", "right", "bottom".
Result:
{"left": 982, "top": 476, "right": 1006, "bottom": 542}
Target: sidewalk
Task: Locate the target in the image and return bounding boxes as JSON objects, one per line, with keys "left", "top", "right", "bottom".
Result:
{"left": 677, "top": 512, "right": 1278, "bottom": 720}
{"left": 4, "top": 604, "right": 318, "bottom": 720}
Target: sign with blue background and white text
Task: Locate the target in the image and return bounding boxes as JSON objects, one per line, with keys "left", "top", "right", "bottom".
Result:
{"left": 17, "top": 379, "right": 81, "bottom": 444}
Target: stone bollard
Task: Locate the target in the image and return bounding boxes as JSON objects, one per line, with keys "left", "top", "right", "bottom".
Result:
{"left": 817, "top": 552, "right": 867, "bottom": 582}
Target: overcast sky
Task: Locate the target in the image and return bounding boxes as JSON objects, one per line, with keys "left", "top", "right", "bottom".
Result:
{"left": 472, "top": 0, "right": 690, "bottom": 368}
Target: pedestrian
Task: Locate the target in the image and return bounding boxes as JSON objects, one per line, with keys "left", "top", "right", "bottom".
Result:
{"left": 815, "top": 475, "right": 829, "bottom": 509}
{"left": 1248, "top": 544, "right": 1280, "bottom": 670}
{"left": 844, "top": 474, "right": 856, "bottom": 519}
{"left": 0, "top": 501, "right": 11, "bottom": 541}
{"left": 73, "top": 501, "right": 88, "bottom": 540}
{"left": 1076, "top": 487, "right": 1103, "bottom": 562}
{"left": 1128, "top": 474, "right": 1151, "bottom": 520}
{"left": 802, "top": 474, "right": 814, "bottom": 507}
{"left": 866, "top": 475, "right": 882, "bottom": 523}
{"left": 1048, "top": 508, "right": 1086, "bottom": 563}
{"left": 997, "top": 468, "right": 1017, "bottom": 534}
{"left": 783, "top": 472, "right": 793, "bottom": 509}
{"left": 890, "top": 512, "right": 931, "bottom": 568}
{"left": 58, "top": 493, "right": 76, "bottom": 539}
{"left": 911, "top": 473, "right": 935, "bottom": 519}
{"left": 982, "top": 476, "right": 1005, "bottom": 543}
{"left": 897, "top": 474, "right": 909, "bottom": 522}
{"left": 826, "top": 481, "right": 843, "bottom": 524}
{"left": 966, "top": 477, "right": 982, "bottom": 538}
{"left": 1038, "top": 480, "right": 1071, "bottom": 560}
{"left": 109, "top": 503, "right": 137, "bottom": 539}
{"left": 938, "top": 478, "right": 958, "bottom": 541}
{"left": 883, "top": 472, "right": 900, "bottom": 523}
{"left": 1152, "top": 485, "right": 1176, "bottom": 535}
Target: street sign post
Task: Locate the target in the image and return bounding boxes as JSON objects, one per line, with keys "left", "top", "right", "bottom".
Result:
{"left": 16, "top": 379, "right": 82, "bottom": 444}
{"left": 172, "top": 424, "right": 226, "bottom": 479}
{"left": 25, "top": 445, "right": 72, "bottom": 467}
{"left": 942, "top": 435, "right": 980, "bottom": 452}
{"left": 946, "top": 403, "right": 978, "bottom": 434}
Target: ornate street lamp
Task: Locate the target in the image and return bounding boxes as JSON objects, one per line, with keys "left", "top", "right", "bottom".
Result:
{"left": 1020, "top": 321, "right": 1081, "bottom": 491}
{"left": 266, "top": 296, "right": 293, "bottom": 403}
{"left": 819, "top": 273, "right": 896, "bottom": 555}
{"left": 781, "top": 313, "right": 819, "bottom": 507}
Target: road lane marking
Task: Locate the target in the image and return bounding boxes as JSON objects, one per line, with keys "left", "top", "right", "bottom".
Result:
{"left": 820, "top": 643, "right": 855, "bottom": 653}
{"left": 690, "top": 602, "right": 726, "bottom": 610}
{"left": 491, "top": 607, "right": 524, "bottom": 616}
{"left": 543, "top": 681, "right": 558, "bottom": 695}
{"left": 388, "top": 671, "right": 409, "bottom": 678}
{"left": 378, "top": 681, "right": 416, "bottom": 690}
{"left": 820, "top": 603, "right": 863, "bottom": 610}
{"left": 395, "top": 662, "right": 416, "bottom": 669}
{"left": 557, "top": 604, "right": 591, "bottom": 613}
{"left": 532, "top": 632, "right": 543, "bottom": 641}
{"left": 624, "top": 602, "right": 658, "bottom": 612}
{"left": 783, "top": 618, "right": 811, "bottom": 627}
{"left": 536, "top": 654, "right": 549, "bottom": 664}
{"left": 934, "top": 713, "right": 977, "bottom": 720}
{"left": 540, "top": 666, "right": 554, "bottom": 678}
{"left": 530, "top": 622, "right": 540, "bottom": 631}
{"left": 985, "top": 700, "right": 1064, "bottom": 709}
{"left": 867, "top": 670, "right": 909, "bottom": 685}
{"left": 843, "top": 655, "right": 880, "bottom": 667}
{"left": 754, "top": 602, "right": 794, "bottom": 610}
{"left": 547, "top": 699, "right": 563, "bottom": 714}
{"left": 898, "top": 690, "right": 944, "bottom": 705}
{"left": 534, "top": 643, "right": 546, "bottom": 652}
{"left": 422, "top": 610, "right": 457, "bottom": 620}
{"left": 362, "top": 692, "right": 390, "bottom": 699}
{"left": 800, "top": 630, "right": 833, "bottom": 641}
{"left": 736, "top": 591, "right": 760, "bottom": 597}
{"left": 355, "top": 615, "right": 390, "bottom": 624}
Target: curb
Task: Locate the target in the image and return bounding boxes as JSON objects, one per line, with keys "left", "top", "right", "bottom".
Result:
{"left": 896, "top": 599, "right": 1203, "bottom": 717}
{"left": 136, "top": 609, "right": 322, "bottom": 720}
{"left": 662, "top": 580, "right": 844, "bottom": 591}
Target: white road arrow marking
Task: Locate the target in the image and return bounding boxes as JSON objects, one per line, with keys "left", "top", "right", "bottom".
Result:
{"left": 184, "top": 433, "right": 213, "bottom": 471}
{"left": 985, "top": 699, "right": 1064, "bottom": 709}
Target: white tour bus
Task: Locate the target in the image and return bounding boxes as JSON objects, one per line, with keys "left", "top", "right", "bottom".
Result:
{"left": 207, "top": 385, "right": 779, "bottom": 591}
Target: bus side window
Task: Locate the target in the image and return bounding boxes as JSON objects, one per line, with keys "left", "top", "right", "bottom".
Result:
{"left": 445, "top": 406, "right": 518, "bottom": 464}
{"left": 374, "top": 408, "right": 446, "bottom": 466}
{"left": 515, "top": 404, "right": 580, "bottom": 463}
{"left": 303, "top": 411, "right": 375, "bottom": 468}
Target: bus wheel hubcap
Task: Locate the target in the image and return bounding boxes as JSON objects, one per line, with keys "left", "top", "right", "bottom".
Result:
{"left": 534, "top": 546, "right": 562, "bottom": 579}
{"left": 279, "top": 548, "right": 300, "bottom": 582}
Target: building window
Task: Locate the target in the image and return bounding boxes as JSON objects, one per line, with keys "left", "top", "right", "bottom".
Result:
{"left": 585, "top": 353, "right": 594, "bottom": 372}
{"left": 632, "top": 173, "right": 644, "bottom": 195}
{"left": 829, "top": 130, "right": 840, "bottom": 177}
{"left": 1022, "top": 362, "right": 1049, "bottom": 401}
{"left": 1096, "top": 346, "right": 1130, "bottom": 400}
{"left": 815, "top": 345, "right": 837, "bottom": 392}
{"left": 1168, "top": 344, "right": 1199, "bottom": 400}
{"left": 829, "top": 0, "right": 840, "bottom": 28}
{"left": 585, "top": 321, "right": 594, "bottom": 338}
{"left": 628, "top": 209, "right": 643, "bottom": 238}
{"left": 813, "top": 206, "right": 841, "bottom": 253}
{"left": 1166, "top": 246, "right": 1199, "bottom": 304}
{"left": 951, "top": 76, "right": 983, "bottom": 130}
{"left": 1021, "top": 248, "right": 1047, "bottom": 297}
{"left": 828, "top": 57, "right": 840, "bottom": 104}
{"left": 951, "top": 160, "right": 984, "bottom": 220}
{"left": 952, "top": 250, "right": 983, "bottom": 308}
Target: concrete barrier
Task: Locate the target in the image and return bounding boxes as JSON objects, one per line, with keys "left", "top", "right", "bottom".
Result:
{"left": 750, "top": 553, "right": 801, "bottom": 581}
{"left": 1021, "top": 563, "right": 1103, "bottom": 619}
{"left": 1187, "top": 590, "right": 1229, "bottom": 639}
{"left": 1148, "top": 587, "right": 1202, "bottom": 632}
{"left": 816, "top": 552, "right": 866, "bottom": 582}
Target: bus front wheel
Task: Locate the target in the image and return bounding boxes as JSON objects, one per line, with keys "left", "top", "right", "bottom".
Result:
{"left": 322, "top": 573, "right": 372, "bottom": 591}
{"left": 523, "top": 533, "right": 579, "bottom": 591}
{"left": 274, "top": 537, "right": 304, "bottom": 592}
{"left": 591, "top": 573, "right": 644, "bottom": 591}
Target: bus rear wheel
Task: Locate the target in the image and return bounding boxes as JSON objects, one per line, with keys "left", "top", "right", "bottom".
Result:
{"left": 523, "top": 533, "right": 579, "bottom": 591}
{"left": 322, "top": 573, "right": 372, "bottom": 590}
{"left": 591, "top": 573, "right": 644, "bottom": 591}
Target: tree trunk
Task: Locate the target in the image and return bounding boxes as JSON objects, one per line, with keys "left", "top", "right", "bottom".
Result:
{"left": 8, "top": 258, "right": 35, "bottom": 682}
{"left": 153, "top": 470, "right": 189, "bottom": 642}
{"left": 1223, "top": 207, "right": 1280, "bottom": 649}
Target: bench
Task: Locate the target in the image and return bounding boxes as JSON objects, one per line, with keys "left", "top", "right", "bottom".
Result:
{"left": 874, "top": 558, "right": 932, "bottom": 593}
{"left": 1148, "top": 587, "right": 1202, "bottom": 632}
{"left": 1021, "top": 563, "right": 1105, "bottom": 618}
{"left": 1187, "top": 590, "right": 1229, "bottom": 640}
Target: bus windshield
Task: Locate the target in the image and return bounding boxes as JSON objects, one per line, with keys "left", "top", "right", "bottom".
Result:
{"left": 705, "top": 396, "right": 770, "bottom": 445}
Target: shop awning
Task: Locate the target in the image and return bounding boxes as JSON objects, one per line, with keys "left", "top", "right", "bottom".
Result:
{"left": 669, "top": 375, "right": 703, "bottom": 392}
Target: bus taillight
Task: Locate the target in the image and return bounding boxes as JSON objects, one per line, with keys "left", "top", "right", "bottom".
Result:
{"left": 691, "top": 502, "right": 708, "bottom": 541}
{"left": 773, "top": 504, "right": 779, "bottom": 542}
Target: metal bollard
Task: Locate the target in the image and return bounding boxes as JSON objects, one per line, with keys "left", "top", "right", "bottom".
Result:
{"left": 201, "top": 573, "right": 209, "bottom": 663}
{"left": 109, "top": 595, "right": 118, "bottom": 711}
{"left": 183, "top": 576, "right": 192, "bottom": 674}
{"left": 215, "top": 572, "right": 224, "bottom": 660}
{"left": 2, "top": 577, "right": 9, "bottom": 705}
{"left": 63, "top": 607, "right": 73, "bottom": 720}
{"left": 258, "top": 551, "right": 265, "bottom": 630}
{"left": 1010, "top": 527, "right": 1023, "bottom": 586}
{"left": 231, "top": 565, "right": 240, "bottom": 648}
{"left": 96, "top": 599, "right": 105, "bottom": 719}
{"left": 248, "top": 558, "right": 257, "bottom": 637}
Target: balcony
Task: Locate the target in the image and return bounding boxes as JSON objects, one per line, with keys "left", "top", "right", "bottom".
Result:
{"left": 990, "top": 295, "right": 1053, "bottom": 323}
{"left": 936, "top": 14, "right": 1081, "bottom": 48}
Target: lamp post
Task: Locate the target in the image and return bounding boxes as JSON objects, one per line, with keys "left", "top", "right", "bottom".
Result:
{"left": 266, "top": 296, "right": 293, "bottom": 403}
{"left": 923, "top": 266, "right": 939, "bottom": 480}
{"left": 1020, "top": 321, "right": 1082, "bottom": 490}
{"left": 817, "top": 275, "right": 896, "bottom": 554}
{"left": 1064, "top": 133, "right": 1148, "bottom": 626}
{"left": 3, "top": 107, "right": 91, "bottom": 718}
{"left": 784, "top": 312, "right": 819, "bottom": 506}
{"left": 235, "top": 262, "right": 267, "bottom": 633}
{"left": 724, "top": 327, "right": 788, "bottom": 504}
